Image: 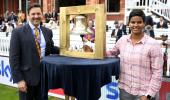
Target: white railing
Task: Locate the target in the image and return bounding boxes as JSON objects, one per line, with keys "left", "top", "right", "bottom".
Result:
{"left": 125, "top": 0, "right": 170, "bottom": 22}
{"left": 125, "top": 0, "right": 152, "bottom": 15}
{"left": 154, "top": 28, "right": 170, "bottom": 36}
{"left": 0, "top": 29, "right": 116, "bottom": 57}
{"left": 1, "top": 28, "right": 170, "bottom": 57}
{"left": 150, "top": 0, "right": 170, "bottom": 22}
{"left": 52, "top": 28, "right": 60, "bottom": 47}
{"left": 52, "top": 28, "right": 116, "bottom": 51}
{"left": 0, "top": 32, "right": 10, "bottom": 57}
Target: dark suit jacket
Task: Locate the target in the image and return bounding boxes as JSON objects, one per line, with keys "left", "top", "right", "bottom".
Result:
{"left": 44, "top": 13, "right": 52, "bottom": 23}
{"left": 9, "top": 24, "right": 59, "bottom": 86}
{"left": 7, "top": 14, "right": 18, "bottom": 22}
{"left": 51, "top": 12, "right": 58, "bottom": 20}
{"left": 156, "top": 21, "right": 168, "bottom": 29}
{"left": 111, "top": 29, "right": 123, "bottom": 42}
{"left": 120, "top": 24, "right": 127, "bottom": 35}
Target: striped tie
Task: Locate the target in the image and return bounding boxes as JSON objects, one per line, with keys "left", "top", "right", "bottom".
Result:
{"left": 34, "top": 28, "right": 41, "bottom": 59}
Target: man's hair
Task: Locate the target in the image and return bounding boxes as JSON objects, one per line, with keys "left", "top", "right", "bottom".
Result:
{"left": 28, "top": 3, "right": 42, "bottom": 14}
{"left": 145, "top": 16, "right": 153, "bottom": 26}
{"left": 128, "top": 9, "right": 145, "bottom": 22}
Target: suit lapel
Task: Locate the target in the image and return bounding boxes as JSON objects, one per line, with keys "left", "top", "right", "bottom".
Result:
{"left": 40, "top": 26, "right": 48, "bottom": 43}
{"left": 25, "top": 24, "right": 36, "bottom": 44}
{"left": 25, "top": 24, "right": 39, "bottom": 53}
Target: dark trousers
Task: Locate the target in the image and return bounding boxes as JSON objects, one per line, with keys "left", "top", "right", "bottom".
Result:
{"left": 120, "top": 89, "right": 139, "bottom": 100}
{"left": 120, "top": 89, "right": 155, "bottom": 100}
{"left": 19, "top": 83, "right": 41, "bottom": 100}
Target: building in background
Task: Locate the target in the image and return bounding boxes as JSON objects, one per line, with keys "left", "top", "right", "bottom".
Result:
{"left": 0, "top": 0, "right": 125, "bottom": 21}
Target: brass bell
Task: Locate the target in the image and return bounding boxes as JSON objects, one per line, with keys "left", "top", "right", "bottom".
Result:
{"left": 71, "top": 15, "right": 87, "bottom": 35}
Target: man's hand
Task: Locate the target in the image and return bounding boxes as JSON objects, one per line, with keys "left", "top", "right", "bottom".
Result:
{"left": 18, "top": 80, "right": 27, "bottom": 92}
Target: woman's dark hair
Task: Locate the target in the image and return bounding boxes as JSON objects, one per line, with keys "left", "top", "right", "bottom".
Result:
{"left": 28, "top": 3, "right": 41, "bottom": 14}
{"left": 128, "top": 9, "right": 146, "bottom": 22}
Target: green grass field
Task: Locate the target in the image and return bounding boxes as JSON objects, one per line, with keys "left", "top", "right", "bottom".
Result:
{"left": 0, "top": 84, "right": 19, "bottom": 100}
{"left": 0, "top": 84, "right": 63, "bottom": 100}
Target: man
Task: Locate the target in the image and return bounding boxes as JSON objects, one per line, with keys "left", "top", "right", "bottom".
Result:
{"left": 145, "top": 16, "right": 155, "bottom": 38}
{"left": 119, "top": 20, "right": 127, "bottom": 35}
{"left": 7, "top": 12, "right": 18, "bottom": 23}
{"left": 44, "top": 10, "right": 51, "bottom": 23}
{"left": 9, "top": 3, "right": 59, "bottom": 100}
{"left": 51, "top": 9, "right": 58, "bottom": 21}
{"left": 156, "top": 16, "right": 168, "bottom": 29}
{"left": 111, "top": 23, "right": 123, "bottom": 42}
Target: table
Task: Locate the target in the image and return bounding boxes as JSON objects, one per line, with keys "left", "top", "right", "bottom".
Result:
{"left": 40, "top": 54, "right": 120, "bottom": 100}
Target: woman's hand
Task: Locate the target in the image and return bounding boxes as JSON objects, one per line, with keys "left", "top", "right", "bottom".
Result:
{"left": 140, "top": 95, "right": 148, "bottom": 100}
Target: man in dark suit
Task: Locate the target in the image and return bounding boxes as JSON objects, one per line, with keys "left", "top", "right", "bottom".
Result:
{"left": 7, "top": 12, "right": 18, "bottom": 23}
{"left": 156, "top": 16, "right": 168, "bottom": 29}
{"left": 9, "top": 3, "right": 59, "bottom": 100}
{"left": 119, "top": 21, "right": 127, "bottom": 35}
{"left": 111, "top": 23, "right": 124, "bottom": 42}
{"left": 44, "top": 11, "right": 51, "bottom": 23}
{"left": 51, "top": 9, "right": 58, "bottom": 21}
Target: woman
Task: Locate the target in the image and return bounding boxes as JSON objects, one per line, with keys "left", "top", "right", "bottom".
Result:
{"left": 107, "top": 9, "right": 163, "bottom": 100}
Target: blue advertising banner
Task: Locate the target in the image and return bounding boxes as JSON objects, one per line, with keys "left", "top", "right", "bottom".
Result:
{"left": 0, "top": 56, "right": 119, "bottom": 99}
{"left": 99, "top": 76, "right": 119, "bottom": 100}
{"left": 0, "top": 56, "right": 17, "bottom": 87}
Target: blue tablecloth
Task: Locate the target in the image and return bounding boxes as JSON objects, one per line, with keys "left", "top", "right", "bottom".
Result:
{"left": 41, "top": 54, "right": 120, "bottom": 100}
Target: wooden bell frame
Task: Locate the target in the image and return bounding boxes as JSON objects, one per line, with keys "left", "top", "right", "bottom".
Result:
{"left": 59, "top": 4, "right": 106, "bottom": 59}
